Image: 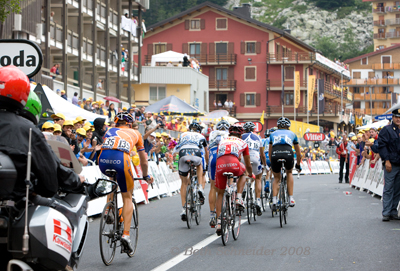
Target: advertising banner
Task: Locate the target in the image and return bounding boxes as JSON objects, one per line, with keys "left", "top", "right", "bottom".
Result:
{"left": 349, "top": 151, "right": 358, "bottom": 184}
{"left": 308, "top": 75, "right": 316, "bottom": 111}
{"left": 318, "top": 79, "right": 325, "bottom": 114}
{"left": 295, "top": 71, "right": 301, "bottom": 108}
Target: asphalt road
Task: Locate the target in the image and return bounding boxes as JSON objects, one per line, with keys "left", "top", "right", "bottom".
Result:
{"left": 78, "top": 174, "right": 399, "bottom": 271}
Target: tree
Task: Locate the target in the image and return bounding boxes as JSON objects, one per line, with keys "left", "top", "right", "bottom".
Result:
{"left": 0, "top": 0, "right": 21, "bottom": 38}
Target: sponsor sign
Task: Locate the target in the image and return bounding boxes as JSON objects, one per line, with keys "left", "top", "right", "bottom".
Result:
{"left": 235, "top": 121, "right": 263, "bottom": 132}
{"left": 304, "top": 133, "right": 326, "bottom": 141}
{"left": 0, "top": 39, "right": 43, "bottom": 78}
{"left": 349, "top": 151, "right": 358, "bottom": 184}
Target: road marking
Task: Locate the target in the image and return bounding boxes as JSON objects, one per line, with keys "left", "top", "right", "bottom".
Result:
{"left": 151, "top": 218, "right": 247, "bottom": 271}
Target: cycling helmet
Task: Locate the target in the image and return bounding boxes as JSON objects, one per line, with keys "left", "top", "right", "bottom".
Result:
{"left": 243, "top": 121, "right": 255, "bottom": 132}
{"left": 189, "top": 122, "right": 202, "bottom": 132}
{"left": 0, "top": 65, "right": 31, "bottom": 109}
{"left": 216, "top": 120, "right": 230, "bottom": 131}
{"left": 114, "top": 111, "right": 134, "bottom": 123}
{"left": 20, "top": 91, "right": 42, "bottom": 125}
{"left": 277, "top": 117, "right": 291, "bottom": 128}
{"left": 264, "top": 129, "right": 271, "bottom": 138}
{"left": 229, "top": 123, "right": 244, "bottom": 136}
{"left": 269, "top": 127, "right": 278, "bottom": 133}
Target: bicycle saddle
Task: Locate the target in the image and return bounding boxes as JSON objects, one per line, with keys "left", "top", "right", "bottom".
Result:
{"left": 277, "top": 159, "right": 286, "bottom": 162}
{"left": 105, "top": 169, "right": 117, "bottom": 177}
{"left": 223, "top": 172, "right": 234, "bottom": 177}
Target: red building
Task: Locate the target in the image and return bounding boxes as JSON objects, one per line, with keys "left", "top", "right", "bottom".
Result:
{"left": 141, "top": 2, "right": 351, "bottom": 131}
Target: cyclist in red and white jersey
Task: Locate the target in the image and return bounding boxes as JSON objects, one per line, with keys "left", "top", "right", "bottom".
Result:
{"left": 214, "top": 124, "right": 253, "bottom": 235}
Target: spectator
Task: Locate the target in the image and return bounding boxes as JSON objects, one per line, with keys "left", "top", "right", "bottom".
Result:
{"left": 178, "top": 120, "right": 188, "bottom": 132}
{"left": 143, "top": 124, "right": 160, "bottom": 155}
{"left": 60, "top": 90, "right": 67, "bottom": 100}
{"left": 92, "top": 101, "right": 104, "bottom": 115}
{"left": 72, "top": 92, "right": 79, "bottom": 105}
{"left": 41, "top": 122, "right": 55, "bottom": 133}
{"left": 108, "top": 103, "right": 116, "bottom": 120}
{"left": 55, "top": 64, "right": 61, "bottom": 77}
{"left": 62, "top": 120, "right": 79, "bottom": 155}
{"left": 167, "top": 61, "right": 173, "bottom": 67}
{"left": 53, "top": 124, "right": 62, "bottom": 136}
{"left": 224, "top": 100, "right": 229, "bottom": 108}
{"left": 178, "top": 61, "right": 182, "bottom": 67}
{"left": 97, "top": 79, "right": 103, "bottom": 89}
{"left": 50, "top": 64, "right": 57, "bottom": 79}
{"left": 51, "top": 112, "right": 65, "bottom": 126}
{"left": 166, "top": 119, "right": 175, "bottom": 130}
{"left": 213, "top": 100, "right": 217, "bottom": 108}
{"left": 50, "top": 11, "right": 55, "bottom": 22}
{"left": 91, "top": 117, "right": 107, "bottom": 162}
{"left": 336, "top": 134, "right": 349, "bottom": 183}
{"left": 217, "top": 100, "right": 222, "bottom": 107}
{"left": 228, "top": 100, "right": 233, "bottom": 108}
{"left": 104, "top": 100, "right": 110, "bottom": 111}
{"left": 84, "top": 99, "right": 92, "bottom": 111}
{"left": 183, "top": 54, "right": 190, "bottom": 67}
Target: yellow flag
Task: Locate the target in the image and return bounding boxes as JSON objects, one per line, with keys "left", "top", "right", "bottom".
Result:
{"left": 295, "top": 71, "right": 301, "bottom": 109}
{"left": 308, "top": 75, "right": 316, "bottom": 111}
{"left": 260, "top": 110, "right": 265, "bottom": 125}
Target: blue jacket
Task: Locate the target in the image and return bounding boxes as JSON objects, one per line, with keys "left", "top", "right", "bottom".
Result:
{"left": 378, "top": 122, "right": 400, "bottom": 165}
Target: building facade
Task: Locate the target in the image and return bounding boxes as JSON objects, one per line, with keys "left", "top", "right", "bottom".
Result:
{"left": 2, "top": 0, "right": 148, "bottom": 107}
{"left": 142, "top": 2, "right": 351, "bottom": 132}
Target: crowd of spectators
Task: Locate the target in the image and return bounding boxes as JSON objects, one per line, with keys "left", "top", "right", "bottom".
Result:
{"left": 162, "top": 54, "right": 202, "bottom": 73}
{"left": 334, "top": 58, "right": 349, "bottom": 70}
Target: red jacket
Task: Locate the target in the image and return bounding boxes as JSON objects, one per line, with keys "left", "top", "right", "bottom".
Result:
{"left": 336, "top": 141, "right": 348, "bottom": 159}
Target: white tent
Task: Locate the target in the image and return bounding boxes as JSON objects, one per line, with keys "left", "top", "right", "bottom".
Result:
{"left": 356, "top": 119, "right": 389, "bottom": 130}
{"left": 31, "top": 83, "right": 108, "bottom": 122}
{"left": 151, "top": 51, "right": 189, "bottom": 67}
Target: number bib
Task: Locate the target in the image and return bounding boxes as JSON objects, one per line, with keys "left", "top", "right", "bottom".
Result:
{"left": 102, "top": 136, "right": 131, "bottom": 154}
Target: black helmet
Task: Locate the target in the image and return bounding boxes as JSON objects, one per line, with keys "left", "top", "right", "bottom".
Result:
{"left": 264, "top": 129, "right": 271, "bottom": 138}
{"left": 277, "top": 117, "right": 291, "bottom": 129}
{"left": 243, "top": 121, "right": 255, "bottom": 132}
{"left": 216, "top": 120, "right": 230, "bottom": 131}
{"left": 189, "top": 122, "right": 202, "bottom": 132}
{"left": 229, "top": 123, "right": 244, "bottom": 136}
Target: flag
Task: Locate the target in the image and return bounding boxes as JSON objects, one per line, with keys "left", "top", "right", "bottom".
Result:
{"left": 281, "top": 65, "right": 285, "bottom": 105}
{"left": 295, "top": 71, "right": 300, "bottom": 109}
{"left": 318, "top": 79, "right": 325, "bottom": 114}
{"left": 308, "top": 75, "right": 316, "bottom": 111}
{"left": 260, "top": 110, "right": 265, "bottom": 125}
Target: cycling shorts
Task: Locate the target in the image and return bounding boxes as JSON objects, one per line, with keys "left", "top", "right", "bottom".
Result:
{"left": 178, "top": 148, "right": 202, "bottom": 177}
{"left": 98, "top": 149, "right": 135, "bottom": 193}
{"left": 215, "top": 155, "right": 246, "bottom": 190}
{"left": 208, "top": 146, "right": 218, "bottom": 180}
{"left": 241, "top": 152, "right": 262, "bottom": 176}
{"left": 270, "top": 145, "right": 294, "bottom": 173}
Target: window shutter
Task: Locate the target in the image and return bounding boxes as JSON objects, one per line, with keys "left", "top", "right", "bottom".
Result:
{"left": 256, "top": 42, "right": 261, "bottom": 54}
{"left": 185, "top": 20, "right": 190, "bottom": 30}
{"left": 147, "top": 44, "right": 153, "bottom": 55}
{"left": 240, "top": 93, "right": 245, "bottom": 106}
{"left": 209, "top": 43, "right": 215, "bottom": 54}
{"left": 201, "top": 43, "right": 207, "bottom": 55}
{"left": 382, "top": 56, "right": 391, "bottom": 63}
{"left": 200, "top": 19, "right": 205, "bottom": 30}
{"left": 167, "top": 43, "right": 173, "bottom": 51}
{"left": 285, "top": 66, "right": 294, "bottom": 80}
{"left": 228, "top": 67, "right": 234, "bottom": 80}
{"left": 228, "top": 42, "right": 234, "bottom": 54}
{"left": 241, "top": 41, "right": 245, "bottom": 54}
{"left": 209, "top": 67, "right": 215, "bottom": 81}
{"left": 182, "top": 43, "right": 188, "bottom": 54}
{"left": 256, "top": 93, "right": 261, "bottom": 106}
{"left": 353, "top": 72, "right": 361, "bottom": 79}
{"left": 246, "top": 67, "right": 255, "bottom": 80}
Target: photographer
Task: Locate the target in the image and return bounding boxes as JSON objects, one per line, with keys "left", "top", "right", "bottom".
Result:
{"left": 143, "top": 123, "right": 162, "bottom": 156}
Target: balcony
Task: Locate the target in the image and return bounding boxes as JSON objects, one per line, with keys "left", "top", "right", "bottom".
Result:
{"left": 357, "top": 108, "right": 388, "bottom": 115}
{"left": 266, "top": 52, "right": 315, "bottom": 64}
{"left": 210, "top": 106, "right": 237, "bottom": 117}
{"left": 209, "top": 80, "right": 236, "bottom": 91}
{"left": 192, "top": 54, "right": 237, "bottom": 65}
{"left": 374, "top": 33, "right": 387, "bottom": 39}
{"left": 385, "top": 5, "right": 400, "bottom": 12}
{"left": 386, "top": 31, "right": 400, "bottom": 38}
{"left": 82, "top": 38, "right": 94, "bottom": 62}
{"left": 67, "top": 31, "right": 79, "bottom": 56}
{"left": 266, "top": 103, "right": 340, "bottom": 116}
{"left": 386, "top": 18, "right": 400, "bottom": 26}
{"left": 374, "top": 20, "right": 386, "bottom": 26}
{"left": 372, "top": 63, "right": 400, "bottom": 70}
{"left": 344, "top": 78, "right": 400, "bottom": 86}
{"left": 373, "top": 7, "right": 386, "bottom": 14}
{"left": 82, "top": 0, "right": 94, "bottom": 16}
{"left": 266, "top": 79, "right": 307, "bottom": 89}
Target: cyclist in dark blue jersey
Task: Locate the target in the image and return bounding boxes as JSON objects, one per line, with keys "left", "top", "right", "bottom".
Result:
{"left": 269, "top": 117, "right": 302, "bottom": 209}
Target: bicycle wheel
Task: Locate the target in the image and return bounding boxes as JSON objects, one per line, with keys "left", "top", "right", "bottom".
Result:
{"left": 283, "top": 181, "right": 288, "bottom": 225}
{"left": 128, "top": 199, "right": 139, "bottom": 257}
{"left": 99, "top": 202, "right": 117, "bottom": 266}
{"left": 186, "top": 185, "right": 194, "bottom": 229}
{"left": 279, "top": 179, "right": 284, "bottom": 228}
{"left": 231, "top": 191, "right": 241, "bottom": 241}
{"left": 221, "top": 195, "right": 229, "bottom": 246}
{"left": 260, "top": 176, "right": 266, "bottom": 212}
{"left": 246, "top": 183, "right": 251, "bottom": 224}
{"left": 251, "top": 187, "right": 256, "bottom": 222}
{"left": 194, "top": 179, "right": 201, "bottom": 225}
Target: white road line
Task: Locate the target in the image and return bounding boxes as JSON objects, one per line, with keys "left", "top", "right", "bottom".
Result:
{"left": 151, "top": 218, "right": 248, "bottom": 271}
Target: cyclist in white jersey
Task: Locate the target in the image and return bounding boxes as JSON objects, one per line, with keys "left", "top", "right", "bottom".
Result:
{"left": 241, "top": 122, "right": 266, "bottom": 216}
{"left": 208, "top": 120, "right": 229, "bottom": 227}
{"left": 173, "top": 122, "right": 209, "bottom": 221}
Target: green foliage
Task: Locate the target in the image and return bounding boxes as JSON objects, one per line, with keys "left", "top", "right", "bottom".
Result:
{"left": 272, "top": 16, "right": 287, "bottom": 29}
{"left": 312, "top": 28, "right": 373, "bottom": 62}
{"left": 0, "top": 0, "right": 20, "bottom": 23}
{"left": 252, "top": 2, "right": 263, "bottom": 8}
{"left": 306, "top": 0, "right": 370, "bottom": 11}
{"left": 292, "top": 5, "right": 308, "bottom": 14}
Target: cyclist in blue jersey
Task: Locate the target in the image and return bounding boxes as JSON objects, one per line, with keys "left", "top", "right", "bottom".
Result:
{"left": 269, "top": 117, "right": 302, "bottom": 209}
{"left": 241, "top": 122, "right": 266, "bottom": 216}
{"left": 207, "top": 120, "right": 230, "bottom": 227}
{"left": 262, "top": 128, "right": 272, "bottom": 194}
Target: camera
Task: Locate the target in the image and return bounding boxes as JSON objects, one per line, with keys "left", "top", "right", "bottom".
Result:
{"left": 145, "top": 120, "right": 152, "bottom": 126}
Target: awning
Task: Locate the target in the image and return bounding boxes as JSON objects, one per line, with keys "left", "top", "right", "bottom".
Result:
{"left": 145, "top": 95, "right": 203, "bottom": 116}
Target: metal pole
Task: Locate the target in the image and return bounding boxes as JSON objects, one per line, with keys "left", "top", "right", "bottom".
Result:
{"left": 341, "top": 71, "right": 343, "bottom": 121}
{"left": 294, "top": 70, "right": 296, "bottom": 122}
{"left": 307, "top": 68, "right": 309, "bottom": 124}
{"left": 282, "top": 64, "right": 284, "bottom": 117}
{"left": 317, "top": 79, "right": 319, "bottom": 127}
{"left": 370, "top": 86, "right": 373, "bottom": 119}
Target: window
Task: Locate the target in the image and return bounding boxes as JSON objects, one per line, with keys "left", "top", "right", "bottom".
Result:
{"left": 216, "top": 43, "right": 227, "bottom": 54}
{"left": 285, "top": 93, "right": 294, "bottom": 106}
{"left": 245, "top": 66, "right": 256, "bottom": 81}
{"left": 246, "top": 93, "right": 255, "bottom": 106}
{"left": 154, "top": 44, "right": 166, "bottom": 54}
{"left": 216, "top": 18, "right": 227, "bottom": 30}
{"left": 353, "top": 87, "right": 361, "bottom": 94}
{"left": 382, "top": 56, "right": 391, "bottom": 63}
{"left": 276, "top": 43, "right": 280, "bottom": 55}
{"left": 246, "top": 42, "right": 256, "bottom": 54}
{"left": 282, "top": 46, "right": 288, "bottom": 57}
{"left": 190, "top": 43, "right": 200, "bottom": 55}
{"left": 368, "top": 72, "right": 375, "bottom": 78}
{"left": 361, "top": 58, "right": 367, "bottom": 65}
{"left": 309, "top": 68, "right": 313, "bottom": 75}
{"left": 353, "top": 72, "right": 361, "bottom": 79}
{"left": 285, "top": 66, "right": 294, "bottom": 80}
{"left": 216, "top": 68, "right": 227, "bottom": 80}
{"left": 190, "top": 19, "right": 200, "bottom": 30}
{"left": 149, "top": 86, "right": 166, "bottom": 103}
{"left": 353, "top": 101, "right": 361, "bottom": 109}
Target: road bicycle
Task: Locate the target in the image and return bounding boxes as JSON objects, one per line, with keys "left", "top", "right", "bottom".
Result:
{"left": 260, "top": 171, "right": 269, "bottom": 212}
{"left": 220, "top": 172, "right": 243, "bottom": 246}
{"left": 99, "top": 169, "right": 146, "bottom": 265}
{"left": 277, "top": 159, "right": 289, "bottom": 228}
{"left": 244, "top": 177, "right": 257, "bottom": 224}
{"left": 185, "top": 160, "right": 202, "bottom": 229}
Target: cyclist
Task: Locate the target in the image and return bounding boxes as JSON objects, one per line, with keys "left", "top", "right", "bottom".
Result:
{"left": 174, "top": 122, "right": 208, "bottom": 221}
{"left": 208, "top": 119, "right": 230, "bottom": 227}
{"left": 269, "top": 117, "right": 301, "bottom": 210}
{"left": 241, "top": 122, "right": 266, "bottom": 216}
{"left": 215, "top": 124, "right": 254, "bottom": 235}
{"left": 98, "top": 112, "right": 153, "bottom": 253}
{"left": 262, "top": 128, "right": 272, "bottom": 195}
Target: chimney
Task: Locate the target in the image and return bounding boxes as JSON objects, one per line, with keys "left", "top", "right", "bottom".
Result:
{"left": 233, "top": 3, "right": 251, "bottom": 19}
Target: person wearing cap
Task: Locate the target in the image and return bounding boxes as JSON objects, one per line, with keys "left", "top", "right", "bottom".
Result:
{"left": 149, "top": 132, "right": 163, "bottom": 162}
{"left": 378, "top": 108, "right": 400, "bottom": 221}
{"left": 108, "top": 103, "right": 117, "bottom": 121}
{"left": 161, "top": 132, "right": 171, "bottom": 146}
{"left": 178, "top": 120, "right": 188, "bottom": 132}
{"left": 143, "top": 124, "right": 161, "bottom": 156}
{"left": 336, "top": 134, "right": 349, "bottom": 183}
{"left": 61, "top": 90, "right": 67, "bottom": 100}
{"left": 62, "top": 120, "right": 79, "bottom": 155}
{"left": 53, "top": 123, "right": 62, "bottom": 136}
{"left": 42, "top": 121, "right": 55, "bottom": 133}
{"left": 84, "top": 99, "right": 92, "bottom": 111}
{"left": 51, "top": 112, "right": 66, "bottom": 126}
{"left": 92, "top": 101, "right": 104, "bottom": 115}
{"left": 73, "top": 119, "right": 82, "bottom": 130}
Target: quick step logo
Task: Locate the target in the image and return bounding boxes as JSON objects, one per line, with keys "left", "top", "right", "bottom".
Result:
{"left": 303, "top": 133, "right": 325, "bottom": 141}
{"left": 53, "top": 219, "right": 72, "bottom": 253}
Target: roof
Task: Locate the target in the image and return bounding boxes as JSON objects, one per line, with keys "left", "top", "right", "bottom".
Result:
{"left": 147, "top": 1, "right": 316, "bottom": 52}
{"left": 344, "top": 43, "right": 400, "bottom": 64}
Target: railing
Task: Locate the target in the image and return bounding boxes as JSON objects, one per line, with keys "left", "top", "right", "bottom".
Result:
{"left": 266, "top": 52, "right": 315, "bottom": 63}
{"left": 385, "top": 5, "right": 400, "bottom": 12}
{"left": 374, "top": 20, "right": 386, "bottom": 26}
{"left": 87, "top": 40, "right": 93, "bottom": 56}
{"left": 209, "top": 80, "right": 236, "bottom": 91}
{"left": 209, "top": 106, "right": 237, "bottom": 117}
{"left": 109, "top": 51, "right": 118, "bottom": 67}
{"left": 267, "top": 79, "right": 307, "bottom": 88}
{"left": 67, "top": 30, "right": 72, "bottom": 47}
{"left": 357, "top": 108, "right": 388, "bottom": 115}
{"left": 372, "top": 63, "right": 400, "bottom": 69}
{"left": 385, "top": 18, "right": 400, "bottom": 25}
{"left": 373, "top": 7, "right": 386, "bottom": 13}
{"left": 343, "top": 78, "right": 400, "bottom": 86}
{"left": 386, "top": 31, "right": 400, "bottom": 38}
{"left": 265, "top": 104, "right": 340, "bottom": 116}
{"left": 145, "top": 54, "right": 237, "bottom": 66}
{"left": 374, "top": 33, "right": 386, "bottom": 39}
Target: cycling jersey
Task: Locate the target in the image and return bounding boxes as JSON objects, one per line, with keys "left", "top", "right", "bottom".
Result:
{"left": 208, "top": 130, "right": 229, "bottom": 180}
{"left": 175, "top": 132, "right": 207, "bottom": 151}
{"left": 262, "top": 137, "right": 271, "bottom": 167}
{"left": 217, "top": 136, "right": 250, "bottom": 159}
{"left": 101, "top": 127, "right": 144, "bottom": 153}
{"left": 241, "top": 132, "right": 263, "bottom": 175}
{"left": 269, "top": 129, "right": 299, "bottom": 147}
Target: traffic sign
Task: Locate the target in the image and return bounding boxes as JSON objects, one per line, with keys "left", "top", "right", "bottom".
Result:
{"left": 235, "top": 121, "right": 263, "bottom": 132}
{"left": 304, "top": 133, "right": 326, "bottom": 141}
